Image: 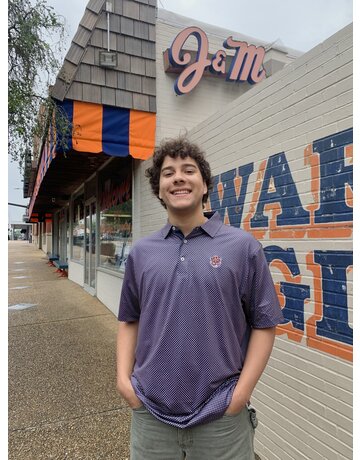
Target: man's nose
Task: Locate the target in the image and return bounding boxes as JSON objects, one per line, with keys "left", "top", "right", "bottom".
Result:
{"left": 173, "top": 171, "right": 185, "bottom": 182}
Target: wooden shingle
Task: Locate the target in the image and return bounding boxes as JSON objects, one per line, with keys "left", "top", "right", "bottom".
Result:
{"left": 130, "top": 56, "right": 146, "bottom": 75}
{"left": 109, "top": 14, "right": 121, "bottom": 33}
{"left": 125, "top": 37, "right": 142, "bottom": 57}
{"left": 66, "top": 82, "right": 84, "bottom": 101}
{"left": 149, "top": 95, "right": 156, "bottom": 113}
{"left": 50, "top": 79, "right": 68, "bottom": 101}
{"left": 117, "top": 35, "right": 125, "bottom": 52}
{"left": 120, "top": 16, "right": 134, "bottom": 36}
{"left": 141, "top": 41, "right": 155, "bottom": 59}
{"left": 139, "top": 4, "right": 156, "bottom": 24}
{"left": 90, "top": 29, "right": 103, "bottom": 47}
{"left": 65, "top": 43, "right": 84, "bottom": 66}
{"left": 105, "top": 69, "right": 118, "bottom": 88}
{"left": 73, "top": 26, "right": 92, "bottom": 48}
{"left": 82, "top": 47, "right": 96, "bottom": 65}
{"left": 117, "top": 72, "right": 126, "bottom": 89}
{"left": 80, "top": 10, "right": 99, "bottom": 31}
{"left": 96, "top": 13, "right": 107, "bottom": 30}
{"left": 86, "top": 0, "right": 105, "bottom": 14}
{"left": 117, "top": 53, "right": 131, "bottom": 72}
{"left": 101, "top": 87, "right": 116, "bottom": 105}
{"left": 133, "top": 93, "right": 149, "bottom": 111}
{"left": 74, "top": 64, "right": 92, "bottom": 84}
{"left": 125, "top": 73, "right": 142, "bottom": 92}
{"left": 115, "top": 89, "right": 133, "bottom": 108}
{"left": 149, "top": 24, "right": 156, "bottom": 42}
{"left": 134, "top": 21, "right": 149, "bottom": 40}
{"left": 82, "top": 83, "right": 101, "bottom": 104}
{"left": 123, "top": 0, "right": 140, "bottom": 20}
{"left": 145, "top": 59, "right": 156, "bottom": 77}
{"left": 113, "top": 0, "right": 123, "bottom": 15}
{"left": 91, "top": 66, "right": 106, "bottom": 86}
{"left": 142, "top": 76, "right": 156, "bottom": 95}
{"left": 58, "top": 61, "right": 78, "bottom": 83}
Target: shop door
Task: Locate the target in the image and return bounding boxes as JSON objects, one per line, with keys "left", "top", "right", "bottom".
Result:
{"left": 52, "top": 214, "right": 59, "bottom": 257}
{"left": 84, "top": 200, "right": 96, "bottom": 295}
{"left": 59, "top": 214, "right": 67, "bottom": 261}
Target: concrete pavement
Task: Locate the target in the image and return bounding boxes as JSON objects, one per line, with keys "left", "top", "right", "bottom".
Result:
{"left": 8, "top": 241, "right": 131, "bottom": 459}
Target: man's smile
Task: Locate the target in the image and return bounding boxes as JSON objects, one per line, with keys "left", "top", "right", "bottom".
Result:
{"left": 171, "top": 189, "right": 191, "bottom": 196}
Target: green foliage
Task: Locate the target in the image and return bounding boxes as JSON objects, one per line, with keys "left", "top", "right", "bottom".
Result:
{"left": 8, "top": 0, "right": 66, "bottom": 169}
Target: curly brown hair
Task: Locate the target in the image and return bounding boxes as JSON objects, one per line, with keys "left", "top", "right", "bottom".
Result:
{"left": 145, "top": 136, "right": 213, "bottom": 208}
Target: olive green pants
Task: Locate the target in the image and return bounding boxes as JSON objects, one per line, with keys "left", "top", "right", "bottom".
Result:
{"left": 130, "top": 406, "right": 256, "bottom": 460}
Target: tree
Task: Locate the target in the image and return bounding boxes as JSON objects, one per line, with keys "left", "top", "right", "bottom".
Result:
{"left": 8, "top": 0, "right": 66, "bottom": 169}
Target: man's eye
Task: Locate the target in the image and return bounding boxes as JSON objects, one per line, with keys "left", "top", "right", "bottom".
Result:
{"left": 185, "top": 169, "right": 195, "bottom": 174}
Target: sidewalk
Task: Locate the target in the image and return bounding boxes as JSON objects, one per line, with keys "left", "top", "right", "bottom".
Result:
{"left": 8, "top": 241, "right": 131, "bottom": 459}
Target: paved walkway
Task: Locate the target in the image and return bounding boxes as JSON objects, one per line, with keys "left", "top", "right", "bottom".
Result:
{"left": 8, "top": 241, "right": 131, "bottom": 459}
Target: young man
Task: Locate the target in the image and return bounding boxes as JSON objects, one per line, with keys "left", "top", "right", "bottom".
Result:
{"left": 117, "top": 137, "right": 284, "bottom": 459}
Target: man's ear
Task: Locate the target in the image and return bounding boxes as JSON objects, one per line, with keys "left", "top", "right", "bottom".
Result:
{"left": 203, "top": 182, "right": 208, "bottom": 196}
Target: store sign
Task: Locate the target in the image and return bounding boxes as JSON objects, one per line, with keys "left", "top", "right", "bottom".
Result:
{"left": 100, "top": 176, "right": 131, "bottom": 211}
{"left": 167, "top": 26, "right": 266, "bottom": 95}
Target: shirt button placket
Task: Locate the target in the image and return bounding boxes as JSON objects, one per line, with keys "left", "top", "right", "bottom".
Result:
{"left": 181, "top": 237, "right": 189, "bottom": 262}
{"left": 177, "top": 237, "right": 189, "bottom": 276}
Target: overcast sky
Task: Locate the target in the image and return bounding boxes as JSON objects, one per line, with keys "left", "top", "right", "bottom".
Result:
{"left": 8, "top": 0, "right": 353, "bottom": 223}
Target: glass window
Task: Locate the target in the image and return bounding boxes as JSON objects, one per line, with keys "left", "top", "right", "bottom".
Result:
{"left": 99, "top": 158, "right": 132, "bottom": 272}
{"left": 72, "top": 194, "right": 85, "bottom": 262}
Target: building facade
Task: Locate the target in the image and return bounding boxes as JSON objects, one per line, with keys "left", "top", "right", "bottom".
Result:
{"left": 25, "top": 1, "right": 352, "bottom": 459}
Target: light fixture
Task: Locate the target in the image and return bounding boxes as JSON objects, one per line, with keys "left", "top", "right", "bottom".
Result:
{"left": 99, "top": 51, "right": 117, "bottom": 67}
{"left": 99, "top": 0, "right": 117, "bottom": 68}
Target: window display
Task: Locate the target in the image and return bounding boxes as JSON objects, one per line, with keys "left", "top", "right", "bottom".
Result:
{"left": 72, "top": 194, "right": 85, "bottom": 262}
{"left": 99, "top": 158, "right": 132, "bottom": 272}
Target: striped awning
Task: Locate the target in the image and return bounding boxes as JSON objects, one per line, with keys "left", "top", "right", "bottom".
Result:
{"left": 57, "top": 99, "right": 156, "bottom": 159}
{"left": 28, "top": 99, "right": 156, "bottom": 220}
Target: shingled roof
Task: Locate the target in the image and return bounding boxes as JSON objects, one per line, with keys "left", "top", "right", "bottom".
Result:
{"left": 51, "top": 0, "right": 156, "bottom": 113}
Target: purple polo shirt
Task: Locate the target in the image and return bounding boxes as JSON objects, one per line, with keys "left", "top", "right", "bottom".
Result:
{"left": 118, "top": 211, "right": 283, "bottom": 428}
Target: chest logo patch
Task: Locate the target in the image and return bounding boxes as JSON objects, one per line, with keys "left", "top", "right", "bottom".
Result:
{"left": 210, "top": 255, "right": 222, "bottom": 268}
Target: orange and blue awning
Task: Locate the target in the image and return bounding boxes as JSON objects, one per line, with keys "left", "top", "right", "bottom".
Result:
{"left": 28, "top": 99, "right": 156, "bottom": 220}
{"left": 56, "top": 99, "right": 156, "bottom": 160}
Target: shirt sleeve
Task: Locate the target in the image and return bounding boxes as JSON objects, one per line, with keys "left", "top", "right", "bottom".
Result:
{"left": 118, "top": 250, "right": 141, "bottom": 322}
{"left": 245, "top": 243, "right": 284, "bottom": 328}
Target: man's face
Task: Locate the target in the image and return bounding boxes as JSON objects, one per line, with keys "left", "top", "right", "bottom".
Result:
{"left": 159, "top": 156, "right": 207, "bottom": 215}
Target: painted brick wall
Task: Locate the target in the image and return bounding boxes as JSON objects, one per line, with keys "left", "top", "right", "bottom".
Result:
{"left": 136, "top": 22, "right": 353, "bottom": 460}
{"left": 189, "top": 24, "right": 353, "bottom": 460}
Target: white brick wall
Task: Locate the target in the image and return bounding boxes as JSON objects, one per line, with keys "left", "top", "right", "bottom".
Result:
{"left": 137, "top": 21, "right": 353, "bottom": 460}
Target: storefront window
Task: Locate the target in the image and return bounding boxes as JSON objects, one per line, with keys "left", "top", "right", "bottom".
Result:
{"left": 72, "top": 194, "right": 85, "bottom": 262}
{"left": 99, "top": 158, "right": 132, "bottom": 272}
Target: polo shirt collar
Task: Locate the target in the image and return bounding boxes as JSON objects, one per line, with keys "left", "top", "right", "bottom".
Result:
{"left": 161, "top": 211, "right": 223, "bottom": 239}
